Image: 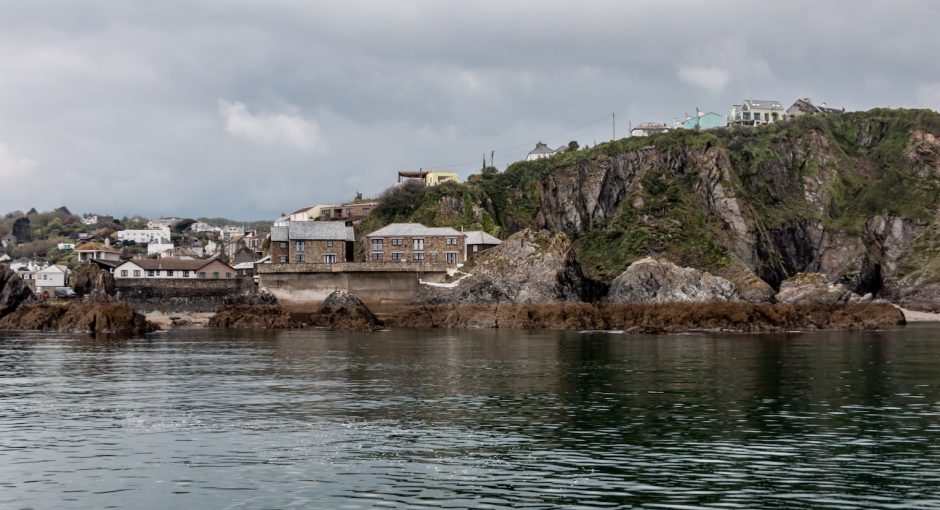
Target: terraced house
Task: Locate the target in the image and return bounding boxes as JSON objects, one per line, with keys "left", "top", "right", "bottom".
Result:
{"left": 270, "top": 220, "right": 354, "bottom": 264}
{"left": 365, "top": 223, "right": 465, "bottom": 265}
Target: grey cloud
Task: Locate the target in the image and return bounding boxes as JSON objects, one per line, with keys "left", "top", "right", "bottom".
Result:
{"left": 0, "top": 0, "right": 938, "bottom": 219}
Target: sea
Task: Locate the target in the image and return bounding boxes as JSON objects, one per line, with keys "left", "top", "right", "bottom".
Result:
{"left": 2, "top": 325, "right": 939, "bottom": 509}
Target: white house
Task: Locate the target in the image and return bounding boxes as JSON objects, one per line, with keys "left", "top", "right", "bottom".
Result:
{"left": 57, "top": 242, "right": 76, "bottom": 251}
{"left": 147, "top": 218, "right": 178, "bottom": 230}
{"left": 728, "top": 99, "right": 785, "bottom": 126}
{"left": 205, "top": 239, "right": 218, "bottom": 255}
{"left": 114, "top": 258, "right": 237, "bottom": 280}
{"left": 118, "top": 227, "right": 171, "bottom": 244}
{"left": 631, "top": 122, "right": 670, "bottom": 137}
{"left": 81, "top": 215, "right": 99, "bottom": 226}
{"left": 221, "top": 225, "right": 245, "bottom": 240}
{"left": 147, "top": 237, "right": 175, "bottom": 255}
{"left": 190, "top": 221, "right": 219, "bottom": 233}
{"left": 34, "top": 264, "right": 70, "bottom": 292}
{"left": 526, "top": 142, "right": 557, "bottom": 161}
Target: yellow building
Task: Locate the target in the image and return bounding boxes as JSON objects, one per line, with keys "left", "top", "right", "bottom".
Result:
{"left": 397, "top": 170, "right": 460, "bottom": 186}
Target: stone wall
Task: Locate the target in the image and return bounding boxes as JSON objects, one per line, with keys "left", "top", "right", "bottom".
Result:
{"left": 116, "top": 278, "right": 252, "bottom": 313}
{"left": 257, "top": 264, "right": 449, "bottom": 313}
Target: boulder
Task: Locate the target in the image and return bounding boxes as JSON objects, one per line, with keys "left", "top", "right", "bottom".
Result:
{"left": 0, "top": 301, "right": 156, "bottom": 336}
{"left": 69, "top": 263, "right": 116, "bottom": 300}
{"left": 607, "top": 257, "right": 739, "bottom": 303}
{"left": 0, "top": 265, "right": 34, "bottom": 319}
{"left": 311, "top": 290, "right": 382, "bottom": 332}
{"left": 775, "top": 272, "right": 872, "bottom": 304}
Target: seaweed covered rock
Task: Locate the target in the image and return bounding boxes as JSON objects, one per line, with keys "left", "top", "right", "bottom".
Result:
{"left": 207, "top": 304, "right": 294, "bottom": 329}
{"left": 0, "top": 301, "right": 156, "bottom": 336}
{"left": 311, "top": 290, "right": 382, "bottom": 332}
{"left": 1, "top": 265, "right": 34, "bottom": 319}
{"left": 608, "top": 257, "right": 739, "bottom": 303}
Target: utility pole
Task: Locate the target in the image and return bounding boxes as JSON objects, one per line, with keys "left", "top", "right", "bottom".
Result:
{"left": 490, "top": 150, "right": 494, "bottom": 168}
{"left": 612, "top": 112, "right": 616, "bottom": 141}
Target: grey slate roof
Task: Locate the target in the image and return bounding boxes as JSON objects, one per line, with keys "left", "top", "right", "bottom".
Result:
{"left": 743, "top": 99, "right": 783, "bottom": 109}
{"left": 271, "top": 225, "right": 288, "bottom": 242}
{"left": 464, "top": 231, "right": 502, "bottom": 245}
{"left": 366, "top": 223, "right": 464, "bottom": 238}
{"left": 528, "top": 142, "right": 554, "bottom": 156}
{"left": 288, "top": 221, "right": 351, "bottom": 241}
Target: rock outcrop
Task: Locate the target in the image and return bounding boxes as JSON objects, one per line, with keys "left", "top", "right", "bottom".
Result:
{"left": 1, "top": 266, "right": 34, "bottom": 319}
{"left": 310, "top": 290, "right": 382, "bottom": 331}
{"left": 607, "top": 257, "right": 739, "bottom": 303}
{"left": 417, "top": 229, "right": 604, "bottom": 305}
{"left": 207, "top": 304, "right": 295, "bottom": 329}
{"left": 775, "top": 273, "right": 872, "bottom": 305}
{"left": 69, "top": 263, "right": 116, "bottom": 300}
{"left": 0, "top": 302, "right": 156, "bottom": 336}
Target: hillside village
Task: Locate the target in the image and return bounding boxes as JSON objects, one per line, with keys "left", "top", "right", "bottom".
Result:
{"left": 1, "top": 95, "right": 853, "bottom": 302}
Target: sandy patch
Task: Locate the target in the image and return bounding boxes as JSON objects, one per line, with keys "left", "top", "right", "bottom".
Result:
{"left": 146, "top": 311, "right": 214, "bottom": 328}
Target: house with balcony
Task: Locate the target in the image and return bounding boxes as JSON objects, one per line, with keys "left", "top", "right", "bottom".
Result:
{"left": 75, "top": 242, "right": 122, "bottom": 262}
{"left": 397, "top": 170, "right": 460, "bottom": 186}
{"left": 728, "top": 99, "right": 785, "bottom": 126}
{"left": 270, "top": 220, "right": 354, "bottom": 264}
{"left": 365, "top": 223, "right": 465, "bottom": 265}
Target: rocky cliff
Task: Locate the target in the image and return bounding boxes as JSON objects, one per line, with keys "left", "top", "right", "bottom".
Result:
{"left": 369, "top": 109, "right": 940, "bottom": 309}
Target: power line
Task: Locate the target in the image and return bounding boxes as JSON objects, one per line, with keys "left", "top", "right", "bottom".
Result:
{"left": 412, "top": 112, "right": 615, "bottom": 170}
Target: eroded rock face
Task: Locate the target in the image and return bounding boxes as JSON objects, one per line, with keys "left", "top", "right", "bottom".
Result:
{"left": 69, "top": 263, "right": 116, "bottom": 300}
{"left": 608, "top": 257, "right": 739, "bottom": 303}
{"left": 419, "top": 229, "right": 604, "bottom": 305}
{"left": 775, "top": 273, "right": 872, "bottom": 305}
{"left": 0, "top": 266, "right": 34, "bottom": 319}
{"left": 310, "top": 290, "right": 382, "bottom": 332}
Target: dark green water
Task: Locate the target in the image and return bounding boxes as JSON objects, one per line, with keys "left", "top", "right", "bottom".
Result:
{"left": 1, "top": 325, "right": 940, "bottom": 509}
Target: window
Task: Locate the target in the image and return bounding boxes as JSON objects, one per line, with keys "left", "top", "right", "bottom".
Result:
{"left": 392, "top": 252, "right": 403, "bottom": 261}
{"left": 326, "top": 240, "right": 333, "bottom": 247}
{"left": 446, "top": 237, "right": 457, "bottom": 245}
{"left": 391, "top": 238, "right": 403, "bottom": 246}
{"left": 430, "top": 253, "right": 437, "bottom": 262}
{"left": 362, "top": 208, "right": 369, "bottom": 214}
{"left": 764, "top": 113, "right": 770, "bottom": 122}
{"left": 225, "top": 272, "right": 232, "bottom": 279}
{"left": 413, "top": 238, "right": 424, "bottom": 251}
{"left": 295, "top": 241, "right": 305, "bottom": 252}
{"left": 371, "top": 238, "right": 384, "bottom": 251}
{"left": 413, "top": 252, "right": 424, "bottom": 261}
{"left": 371, "top": 253, "right": 383, "bottom": 261}
{"left": 182, "top": 271, "right": 189, "bottom": 278}
{"left": 279, "top": 242, "right": 288, "bottom": 248}
{"left": 446, "top": 252, "right": 458, "bottom": 264}
{"left": 472, "top": 245, "right": 478, "bottom": 252}
{"left": 121, "top": 270, "right": 128, "bottom": 277}
{"left": 743, "top": 112, "right": 750, "bottom": 121}
{"left": 323, "top": 254, "right": 336, "bottom": 264}
{"left": 212, "top": 272, "right": 220, "bottom": 279}
{"left": 133, "top": 270, "right": 141, "bottom": 277}
{"left": 147, "top": 270, "right": 154, "bottom": 277}
{"left": 295, "top": 254, "right": 305, "bottom": 262}
{"left": 279, "top": 255, "right": 287, "bottom": 263}
{"left": 198, "top": 272, "right": 206, "bottom": 279}
{"left": 167, "top": 270, "right": 174, "bottom": 277}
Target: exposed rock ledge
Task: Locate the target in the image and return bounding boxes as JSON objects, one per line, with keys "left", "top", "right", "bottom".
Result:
{"left": 388, "top": 302, "right": 905, "bottom": 333}
{"left": 608, "top": 257, "right": 739, "bottom": 303}
{"left": 775, "top": 273, "right": 873, "bottom": 304}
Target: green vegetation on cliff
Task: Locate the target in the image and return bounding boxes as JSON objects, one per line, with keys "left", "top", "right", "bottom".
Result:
{"left": 362, "top": 108, "right": 940, "bottom": 287}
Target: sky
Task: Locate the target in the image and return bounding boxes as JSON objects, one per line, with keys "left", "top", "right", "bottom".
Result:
{"left": 1, "top": 0, "right": 939, "bottom": 221}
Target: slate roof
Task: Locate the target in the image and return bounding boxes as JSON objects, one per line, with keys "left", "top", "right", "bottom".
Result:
{"left": 464, "top": 231, "right": 502, "bottom": 245}
{"left": 271, "top": 225, "right": 289, "bottom": 242}
{"left": 743, "top": 99, "right": 783, "bottom": 110}
{"left": 366, "top": 223, "right": 464, "bottom": 238}
{"left": 528, "top": 142, "right": 554, "bottom": 156}
{"left": 288, "top": 221, "right": 352, "bottom": 241}
{"left": 122, "top": 258, "right": 211, "bottom": 271}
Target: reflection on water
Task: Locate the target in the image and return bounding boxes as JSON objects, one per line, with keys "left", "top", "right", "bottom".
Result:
{"left": 1, "top": 326, "right": 940, "bottom": 508}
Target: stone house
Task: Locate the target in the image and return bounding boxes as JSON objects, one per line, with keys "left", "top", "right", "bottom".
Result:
{"left": 270, "top": 221, "right": 354, "bottom": 264}
{"left": 365, "top": 223, "right": 465, "bottom": 265}
{"left": 728, "top": 99, "right": 785, "bottom": 126}
{"left": 464, "top": 230, "right": 502, "bottom": 258}
{"left": 113, "top": 258, "right": 236, "bottom": 280}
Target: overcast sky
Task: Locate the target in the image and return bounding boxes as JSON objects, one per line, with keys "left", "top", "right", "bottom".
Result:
{"left": 1, "top": 0, "right": 938, "bottom": 220}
